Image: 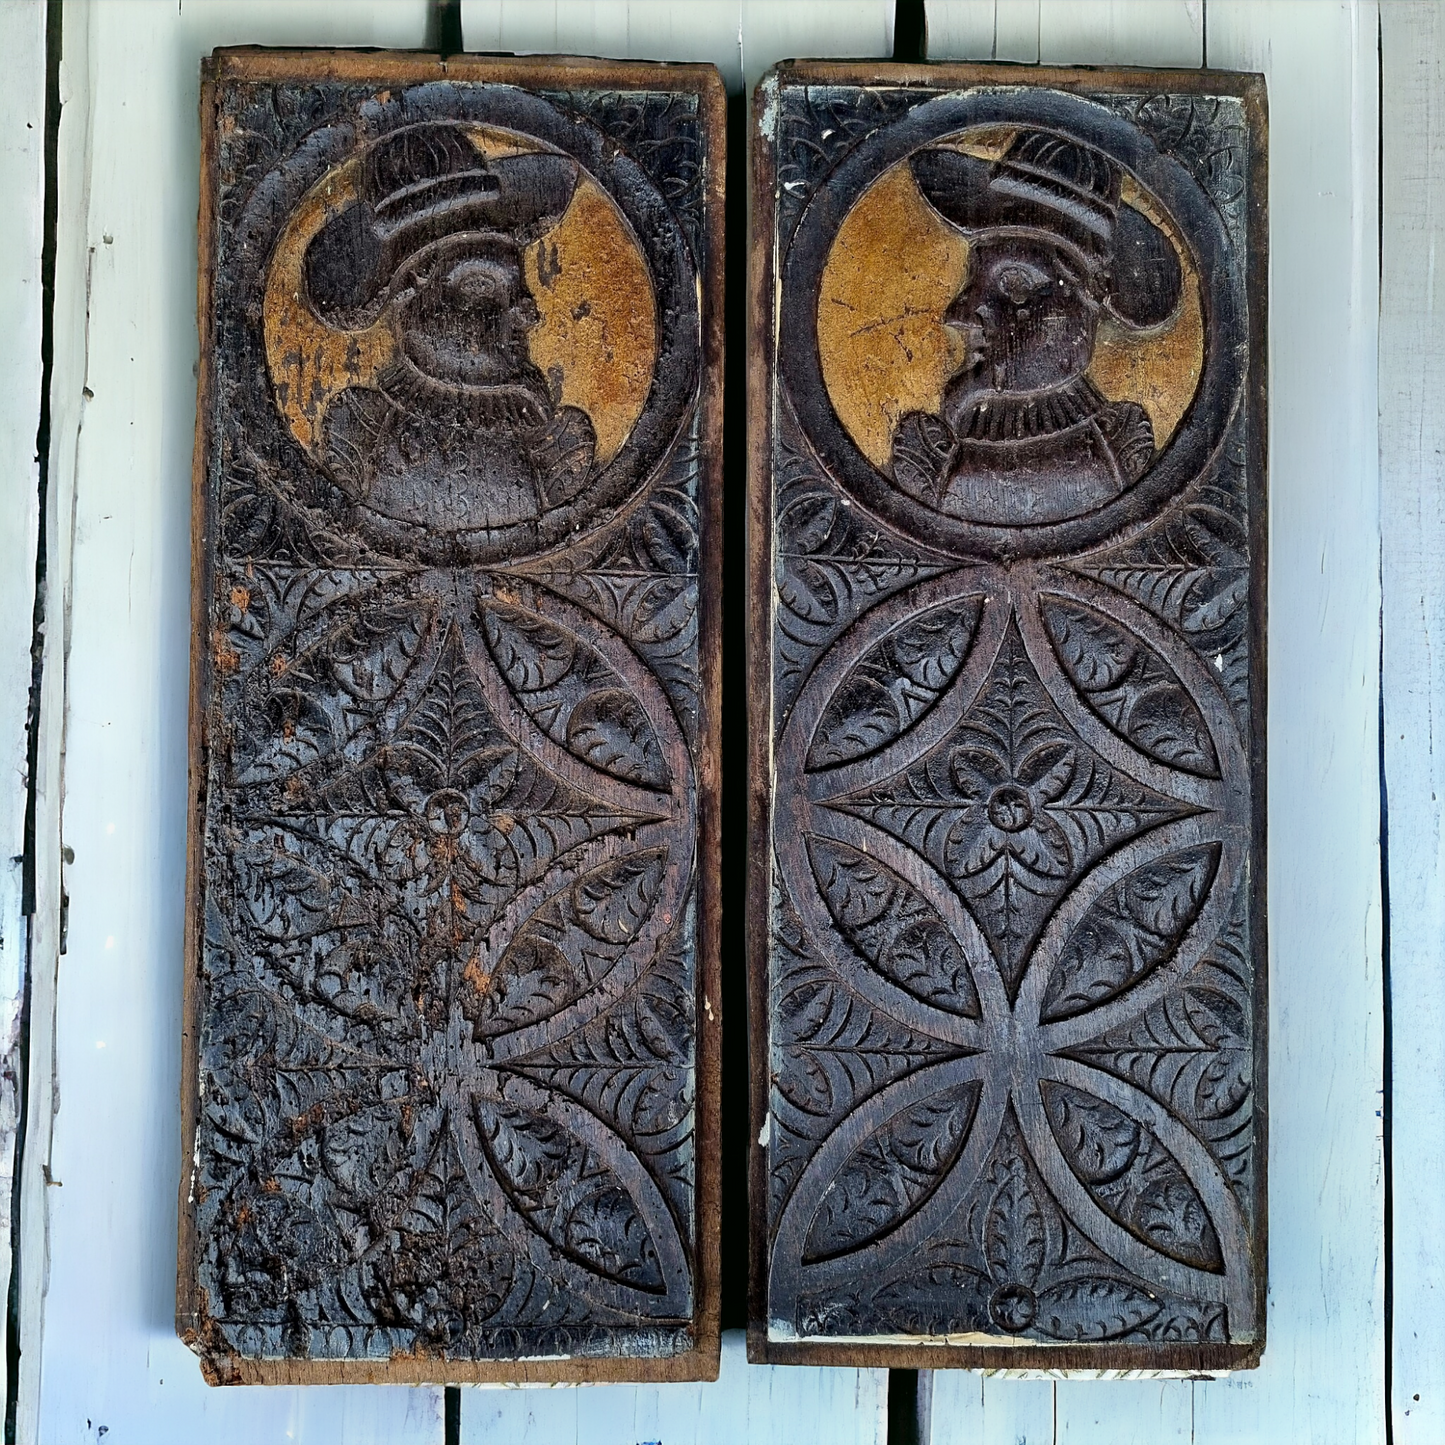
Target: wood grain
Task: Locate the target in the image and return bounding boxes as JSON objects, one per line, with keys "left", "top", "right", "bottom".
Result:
{"left": 750, "top": 58, "right": 1268, "bottom": 1372}
{"left": 0, "top": 0, "right": 46, "bottom": 1404}
{"left": 460, "top": 0, "right": 895, "bottom": 94}
{"left": 461, "top": 1329, "right": 887, "bottom": 1445}
{"left": 1381, "top": 4, "right": 1445, "bottom": 1441}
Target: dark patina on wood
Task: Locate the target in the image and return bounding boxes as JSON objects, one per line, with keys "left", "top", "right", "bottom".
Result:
{"left": 749, "top": 63, "right": 1267, "bottom": 1371}
{"left": 180, "top": 49, "right": 724, "bottom": 1385}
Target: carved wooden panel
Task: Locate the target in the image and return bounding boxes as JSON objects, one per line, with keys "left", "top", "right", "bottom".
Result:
{"left": 179, "top": 50, "right": 723, "bottom": 1385}
{"left": 748, "top": 64, "right": 1267, "bottom": 1370}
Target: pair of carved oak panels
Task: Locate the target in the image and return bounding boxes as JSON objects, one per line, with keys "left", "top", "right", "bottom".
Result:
{"left": 181, "top": 50, "right": 1266, "bottom": 1383}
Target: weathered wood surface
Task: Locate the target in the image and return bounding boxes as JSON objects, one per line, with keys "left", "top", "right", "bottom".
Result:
{"left": 180, "top": 48, "right": 723, "bottom": 1385}
{"left": 1382, "top": 4, "right": 1445, "bottom": 1442}
{"left": 462, "top": 1328, "right": 887, "bottom": 1444}
{"left": 0, "top": 0, "right": 47, "bottom": 1405}
{"left": 750, "top": 60, "right": 1268, "bottom": 1371}
{"left": 461, "top": 0, "right": 895, "bottom": 95}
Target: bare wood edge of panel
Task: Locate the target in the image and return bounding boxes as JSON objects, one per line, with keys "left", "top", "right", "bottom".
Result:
{"left": 756, "top": 58, "right": 1266, "bottom": 94}
{"left": 174, "top": 68, "right": 218, "bottom": 1378}
{"left": 1241, "top": 71, "right": 1271, "bottom": 1377}
{"left": 745, "top": 62, "right": 1271, "bottom": 1373}
{"left": 746, "top": 1324, "right": 1262, "bottom": 1373}
{"left": 206, "top": 45, "right": 728, "bottom": 89}
{"left": 175, "top": 51, "right": 726, "bottom": 1390}
{"left": 744, "top": 72, "right": 779, "bottom": 1367}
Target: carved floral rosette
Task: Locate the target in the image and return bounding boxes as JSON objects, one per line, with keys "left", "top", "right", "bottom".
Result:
{"left": 756, "top": 70, "right": 1265, "bottom": 1363}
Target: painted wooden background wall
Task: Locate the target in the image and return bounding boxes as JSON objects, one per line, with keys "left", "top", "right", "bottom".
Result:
{"left": 0, "top": 0, "right": 1427, "bottom": 1441}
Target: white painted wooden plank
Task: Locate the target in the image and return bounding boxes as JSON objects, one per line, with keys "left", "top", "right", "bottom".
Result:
{"left": 925, "top": 1373, "right": 1055, "bottom": 1445}
{"left": 923, "top": 1, "right": 999, "bottom": 61}
{"left": 994, "top": 0, "right": 1041, "bottom": 63}
{"left": 737, "top": 0, "right": 892, "bottom": 91}
{"left": 0, "top": 0, "right": 46, "bottom": 1401}
{"left": 1380, "top": 4, "right": 1445, "bottom": 1442}
{"left": 14, "top": 2, "right": 92, "bottom": 1435}
{"left": 460, "top": 0, "right": 894, "bottom": 93}
{"left": 1194, "top": 5, "right": 1385, "bottom": 1438}
{"left": 462, "top": 1331, "right": 887, "bottom": 1445}
{"left": 926, "top": 3, "right": 1202, "bottom": 69}
{"left": 1055, "top": 1380, "right": 1191, "bottom": 1444}
{"left": 1037, "top": 0, "right": 1202, "bottom": 67}
{"left": 26, "top": 3, "right": 456, "bottom": 1439}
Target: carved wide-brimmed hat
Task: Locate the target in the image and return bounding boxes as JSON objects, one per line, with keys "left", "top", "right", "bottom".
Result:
{"left": 911, "top": 130, "right": 1182, "bottom": 329}
{"left": 305, "top": 122, "right": 578, "bottom": 324}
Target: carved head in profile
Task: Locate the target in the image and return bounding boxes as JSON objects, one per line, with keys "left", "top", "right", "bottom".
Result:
{"left": 890, "top": 132, "right": 1185, "bottom": 527}
{"left": 301, "top": 124, "right": 600, "bottom": 553}
{"left": 306, "top": 123, "right": 578, "bottom": 428}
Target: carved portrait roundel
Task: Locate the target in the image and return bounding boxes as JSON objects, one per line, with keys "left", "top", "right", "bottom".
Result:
{"left": 237, "top": 88, "right": 700, "bottom": 567}
{"left": 784, "top": 88, "right": 1245, "bottom": 562}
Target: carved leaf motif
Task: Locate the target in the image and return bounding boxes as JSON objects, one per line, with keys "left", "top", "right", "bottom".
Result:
{"left": 1187, "top": 987, "right": 1251, "bottom": 1120}
{"left": 472, "top": 1095, "right": 665, "bottom": 1292}
{"left": 370, "top": 1122, "right": 516, "bottom": 1341}
{"left": 806, "top": 835, "right": 980, "bottom": 1017}
{"left": 233, "top": 831, "right": 336, "bottom": 940}
{"left": 1064, "top": 986, "right": 1250, "bottom": 1128}
{"left": 808, "top": 599, "right": 983, "bottom": 768}
{"left": 1040, "top": 597, "right": 1220, "bottom": 777}
{"left": 505, "top": 464, "right": 701, "bottom": 744}
{"left": 868, "top": 1263, "right": 993, "bottom": 1335}
{"left": 1040, "top": 844, "right": 1221, "bottom": 1023}
{"left": 381, "top": 624, "right": 517, "bottom": 797}
{"left": 802, "top": 1081, "right": 981, "bottom": 1263}
{"left": 470, "top": 850, "right": 668, "bottom": 1038}
{"left": 1033, "top": 1278, "right": 1164, "bottom": 1341}
{"left": 227, "top": 575, "right": 436, "bottom": 789}
{"left": 773, "top": 971, "right": 957, "bottom": 1120}
{"left": 984, "top": 1152, "right": 1046, "bottom": 1290}
{"left": 1073, "top": 504, "right": 1247, "bottom": 634}
{"left": 1068, "top": 481, "right": 1252, "bottom": 730}
{"left": 480, "top": 601, "right": 669, "bottom": 790}
{"left": 507, "top": 937, "right": 696, "bottom": 1233}
{"left": 1042, "top": 1082, "right": 1223, "bottom": 1272}
{"left": 776, "top": 491, "right": 938, "bottom": 632}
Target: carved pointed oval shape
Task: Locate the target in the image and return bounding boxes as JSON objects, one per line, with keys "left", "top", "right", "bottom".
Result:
{"left": 1041, "top": 1081, "right": 1222, "bottom": 1272}
{"left": 1033, "top": 1277, "right": 1164, "bottom": 1341}
{"left": 472, "top": 1096, "right": 667, "bottom": 1292}
{"left": 1040, "top": 844, "right": 1221, "bottom": 1023}
{"left": 470, "top": 849, "right": 668, "bottom": 1038}
{"left": 807, "top": 834, "right": 981, "bottom": 1017}
{"left": 802, "top": 1080, "right": 981, "bottom": 1264}
{"left": 808, "top": 597, "right": 983, "bottom": 768}
{"left": 1040, "top": 595, "right": 1220, "bottom": 778}
{"left": 480, "top": 600, "right": 670, "bottom": 789}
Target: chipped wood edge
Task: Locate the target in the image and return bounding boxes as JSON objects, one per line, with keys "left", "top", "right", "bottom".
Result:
{"left": 745, "top": 59, "right": 1270, "bottom": 1374}
{"left": 176, "top": 48, "right": 726, "bottom": 1389}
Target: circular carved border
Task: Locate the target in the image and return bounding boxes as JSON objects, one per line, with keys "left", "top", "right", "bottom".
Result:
{"left": 228, "top": 84, "right": 700, "bottom": 565}
{"left": 780, "top": 87, "right": 1245, "bottom": 562}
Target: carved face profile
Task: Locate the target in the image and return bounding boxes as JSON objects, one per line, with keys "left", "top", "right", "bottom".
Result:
{"left": 294, "top": 123, "right": 606, "bottom": 555}
{"left": 887, "top": 133, "right": 1186, "bottom": 527}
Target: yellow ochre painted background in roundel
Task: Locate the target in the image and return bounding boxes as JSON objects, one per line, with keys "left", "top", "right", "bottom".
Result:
{"left": 263, "top": 124, "right": 657, "bottom": 468}
{"left": 817, "top": 137, "right": 1205, "bottom": 471}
